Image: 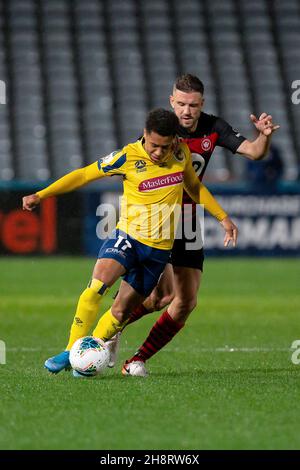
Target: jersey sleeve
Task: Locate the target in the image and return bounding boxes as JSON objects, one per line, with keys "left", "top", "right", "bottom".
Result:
{"left": 97, "top": 148, "right": 128, "bottom": 177}
{"left": 214, "top": 117, "right": 246, "bottom": 153}
{"left": 36, "top": 148, "right": 127, "bottom": 200}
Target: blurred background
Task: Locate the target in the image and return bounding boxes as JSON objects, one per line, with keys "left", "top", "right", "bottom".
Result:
{"left": 0, "top": 0, "right": 299, "bottom": 257}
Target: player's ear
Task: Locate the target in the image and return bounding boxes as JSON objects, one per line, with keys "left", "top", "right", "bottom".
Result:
{"left": 170, "top": 95, "right": 175, "bottom": 109}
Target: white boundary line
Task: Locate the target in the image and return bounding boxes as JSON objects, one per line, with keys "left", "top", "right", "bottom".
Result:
{"left": 5, "top": 347, "right": 292, "bottom": 353}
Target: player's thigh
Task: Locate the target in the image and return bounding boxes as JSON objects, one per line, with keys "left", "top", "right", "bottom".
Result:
{"left": 173, "top": 266, "right": 202, "bottom": 300}
{"left": 112, "top": 280, "right": 145, "bottom": 319}
{"left": 93, "top": 258, "right": 126, "bottom": 286}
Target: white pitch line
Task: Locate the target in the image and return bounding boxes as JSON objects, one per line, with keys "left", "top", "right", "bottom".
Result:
{"left": 5, "top": 347, "right": 292, "bottom": 353}
{"left": 199, "top": 347, "right": 290, "bottom": 352}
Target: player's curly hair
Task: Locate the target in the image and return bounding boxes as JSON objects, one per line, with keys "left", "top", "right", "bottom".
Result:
{"left": 174, "top": 74, "right": 204, "bottom": 95}
{"left": 145, "top": 108, "right": 179, "bottom": 136}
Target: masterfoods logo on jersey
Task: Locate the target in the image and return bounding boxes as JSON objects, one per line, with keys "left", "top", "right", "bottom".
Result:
{"left": 138, "top": 172, "right": 184, "bottom": 192}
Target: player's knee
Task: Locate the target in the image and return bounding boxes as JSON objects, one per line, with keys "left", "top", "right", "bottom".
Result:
{"left": 145, "top": 290, "right": 174, "bottom": 312}
{"left": 155, "top": 292, "right": 174, "bottom": 310}
{"left": 110, "top": 306, "right": 129, "bottom": 323}
{"left": 95, "top": 272, "right": 114, "bottom": 287}
{"left": 174, "top": 296, "right": 197, "bottom": 315}
{"left": 93, "top": 263, "right": 120, "bottom": 287}
{"left": 144, "top": 291, "right": 162, "bottom": 312}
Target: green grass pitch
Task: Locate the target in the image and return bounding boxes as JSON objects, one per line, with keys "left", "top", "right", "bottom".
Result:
{"left": 0, "top": 257, "right": 300, "bottom": 450}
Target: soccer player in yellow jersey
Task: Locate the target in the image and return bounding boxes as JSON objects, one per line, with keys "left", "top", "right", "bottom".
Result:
{"left": 23, "top": 108, "right": 237, "bottom": 375}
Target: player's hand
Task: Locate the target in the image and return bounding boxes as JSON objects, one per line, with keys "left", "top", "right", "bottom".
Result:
{"left": 250, "top": 113, "right": 280, "bottom": 136}
{"left": 22, "top": 194, "right": 40, "bottom": 211}
{"left": 220, "top": 216, "right": 238, "bottom": 248}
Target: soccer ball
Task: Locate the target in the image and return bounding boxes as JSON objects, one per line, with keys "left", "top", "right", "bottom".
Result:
{"left": 70, "top": 336, "right": 110, "bottom": 376}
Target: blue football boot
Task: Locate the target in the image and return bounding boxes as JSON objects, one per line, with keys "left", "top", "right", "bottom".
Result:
{"left": 44, "top": 350, "right": 70, "bottom": 373}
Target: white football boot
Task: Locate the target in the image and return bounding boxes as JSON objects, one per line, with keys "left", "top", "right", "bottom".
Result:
{"left": 122, "top": 360, "right": 148, "bottom": 377}
{"left": 105, "top": 332, "right": 121, "bottom": 368}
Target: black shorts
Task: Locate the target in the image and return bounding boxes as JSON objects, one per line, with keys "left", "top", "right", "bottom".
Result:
{"left": 170, "top": 237, "right": 204, "bottom": 271}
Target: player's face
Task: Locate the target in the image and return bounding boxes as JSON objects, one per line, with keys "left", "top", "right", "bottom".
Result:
{"left": 143, "top": 131, "right": 175, "bottom": 164}
{"left": 170, "top": 89, "right": 204, "bottom": 132}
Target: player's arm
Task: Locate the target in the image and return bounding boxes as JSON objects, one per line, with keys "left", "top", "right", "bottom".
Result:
{"left": 22, "top": 162, "right": 102, "bottom": 211}
{"left": 183, "top": 152, "right": 237, "bottom": 247}
{"left": 236, "top": 113, "right": 280, "bottom": 161}
{"left": 23, "top": 149, "right": 127, "bottom": 211}
{"left": 215, "top": 114, "right": 279, "bottom": 161}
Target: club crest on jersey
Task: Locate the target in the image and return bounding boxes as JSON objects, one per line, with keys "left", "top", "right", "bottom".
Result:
{"left": 135, "top": 160, "right": 147, "bottom": 172}
{"left": 201, "top": 138, "right": 212, "bottom": 152}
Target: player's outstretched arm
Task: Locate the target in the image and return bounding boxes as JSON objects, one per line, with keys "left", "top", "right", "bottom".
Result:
{"left": 237, "top": 113, "right": 280, "bottom": 160}
{"left": 184, "top": 179, "right": 238, "bottom": 247}
{"left": 184, "top": 180, "right": 238, "bottom": 247}
{"left": 183, "top": 158, "right": 238, "bottom": 247}
{"left": 183, "top": 155, "right": 227, "bottom": 221}
{"left": 22, "top": 162, "right": 101, "bottom": 211}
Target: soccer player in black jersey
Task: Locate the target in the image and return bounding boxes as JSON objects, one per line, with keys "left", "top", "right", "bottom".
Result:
{"left": 114, "top": 74, "right": 280, "bottom": 377}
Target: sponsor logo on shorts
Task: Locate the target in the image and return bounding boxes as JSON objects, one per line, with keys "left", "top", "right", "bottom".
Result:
{"left": 138, "top": 172, "right": 184, "bottom": 192}
{"left": 105, "top": 247, "right": 126, "bottom": 258}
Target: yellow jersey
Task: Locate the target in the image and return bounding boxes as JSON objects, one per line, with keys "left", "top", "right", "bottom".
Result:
{"left": 97, "top": 140, "right": 192, "bottom": 249}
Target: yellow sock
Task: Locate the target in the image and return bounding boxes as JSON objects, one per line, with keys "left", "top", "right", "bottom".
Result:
{"left": 92, "top": 308, "right": 128, "bottom": 342}
{"left": 65, "top": 279, "right": 109, "bottom": 350}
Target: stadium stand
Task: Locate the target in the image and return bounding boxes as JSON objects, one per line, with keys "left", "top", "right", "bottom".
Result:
{"left": 0, "top": 0, "right": 299, "bottom": 182}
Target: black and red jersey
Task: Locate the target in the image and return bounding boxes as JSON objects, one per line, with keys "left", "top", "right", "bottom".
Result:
{"left": 178, "top": 112, "right": 246, "bottom": 204}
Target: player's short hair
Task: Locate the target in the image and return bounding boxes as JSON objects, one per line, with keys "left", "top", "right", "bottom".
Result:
{"left": 174, "top": 74, "right": 204, "bottom": 95}
{"left": 145, "top": 108, "right": 179, "bottom": 136}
